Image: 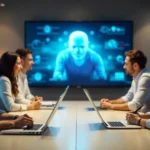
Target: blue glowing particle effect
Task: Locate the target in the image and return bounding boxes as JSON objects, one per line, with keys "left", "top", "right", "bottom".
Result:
{"left": 90, "top": 44, "right": 96, "bottom": 49}
{"left": 64, "top": 42, "right": 68, "bottom": 47}
{"left": 105, "top": 39, "right": 118, "bottom": 49}
{"left": 34, "top": 55, "right": 41, "bottom": 64}
{"left": 115, "top": 72, "right": 125, "bottom": 81}
{"left": 34, "top": 72, "right": 43, "bottom": 81}
{"left": 108, "top": 55, "right": 113, "bottom": 60}
{"left": 47, "top": 65, "right": 52, "bottom": 70}
{"left": 42, "top": 47, "right": 49, "bottom": 53}
{"left": 117, "top": 28, "right": 121, "bottom": 32}
{"left": 63, "top": 31, "right": 68, "bottom": 36}
{"left": 35, "top": 55, "right": 40, "bottom": 59}
{"left": 58, "top": 37, "right": 63, "bottom": 43}
{"left": 111, "top": 26, "right": 117, "bottom": 32}
{"left": 110, "top": 72, "right": 125, "bottom": 81}
{"left": 116, "top": 55, "right": 124, "bottom": 64}
{"left": 108, "top": 39, "right": 118, "bottom": 48}
{"left": 32, "top": 39, "right": 42, "bottom": 49}
{"left": 43, "top": 25, "right": 51, "bottom": 33}
{"left": 90, "top": 30, "right": 95, "bottom": 35}
{"left": 46, "top": 37, "right": 50, "bottom": 42}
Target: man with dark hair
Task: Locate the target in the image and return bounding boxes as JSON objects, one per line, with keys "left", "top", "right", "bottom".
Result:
{"left": 15, "top": 48, "right": 43, "bottom": 102}
{"left": 100, "top": 49, "right": 150, "bottom": 112}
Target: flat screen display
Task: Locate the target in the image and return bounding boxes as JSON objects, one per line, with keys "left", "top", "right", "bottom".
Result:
{"left": 25, "top": 21, "right": 133, "bottom": 87}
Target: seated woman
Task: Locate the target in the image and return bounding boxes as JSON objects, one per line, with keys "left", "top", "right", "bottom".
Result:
{"left": 0, "top": 52, "right": 41, "bottom": 112}
{"left": 0, "top": 109, "right": 33, "bottom": 130}
{"left": 126, "top": 112, "right": 150, "bottom": 129}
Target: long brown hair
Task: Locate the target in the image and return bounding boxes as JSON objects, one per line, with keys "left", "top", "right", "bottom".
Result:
{"left": 0, "top": 52, "right": 19, "bottom": 96}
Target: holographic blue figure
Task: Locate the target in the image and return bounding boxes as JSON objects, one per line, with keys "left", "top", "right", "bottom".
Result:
{"left": 52, "top": 31, "right": 106, "bottom": 82}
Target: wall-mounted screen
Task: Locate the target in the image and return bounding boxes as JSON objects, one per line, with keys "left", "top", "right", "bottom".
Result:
{"left": 25, "top": 21, "right": 133, "bottom": 87}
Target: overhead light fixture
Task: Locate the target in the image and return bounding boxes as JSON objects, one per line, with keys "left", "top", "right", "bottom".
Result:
{"left": 0, "top": 2, "right": 5, "bottom": 7}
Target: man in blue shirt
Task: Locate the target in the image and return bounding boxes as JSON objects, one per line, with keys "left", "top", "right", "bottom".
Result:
{"left": 52, "top": 31, "right": 106, "bottom": 83}
{"left": 100, "top": 50, "right": 150, "bottom": 113}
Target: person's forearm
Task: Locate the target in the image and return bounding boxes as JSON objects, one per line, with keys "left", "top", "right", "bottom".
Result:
{"left": 111, "top": 103, "right": 130, "bottom": 111}
{"left": 140, "top": 114, "right": 150, "bottom": 119}
{"left": 0, "top": 113, "right": 15, "bottom": 120}
{"left": 110, "top": 98, "right": 126, "bottom": 104}
{"left": 140, "top": 119, "right": 147, "bottom": 128}
{"left": 0, "top": 120, "right": 15, "bottom": 130}
{"left": 26, "top": 94, "right": 34, "bottom": 101}
{"left": 16, "top": 95, "right": 31, "bottom": 104}
{"left": 27, "top": 104, "right": 34, "bottom": 110}
{"left": 31, "top": 97, "right": 35, "bottom": 101}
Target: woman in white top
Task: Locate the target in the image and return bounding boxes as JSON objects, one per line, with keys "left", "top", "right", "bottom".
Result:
{"left": 0, "top": 52, "right": 41, "bottom": 112}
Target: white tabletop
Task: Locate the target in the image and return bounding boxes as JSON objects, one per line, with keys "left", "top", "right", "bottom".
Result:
{"left": 0, "top": 101, "right": 150, "bottom": 150}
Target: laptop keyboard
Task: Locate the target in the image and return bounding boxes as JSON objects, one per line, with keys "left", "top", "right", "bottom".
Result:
{"left": 23, "top": 124, "right": 43, "bottom": 130}
{"left": 107, "top": 121, "right": 125, "bottom": 127}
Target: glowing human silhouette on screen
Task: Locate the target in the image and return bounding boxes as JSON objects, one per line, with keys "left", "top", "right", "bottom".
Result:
{"left": 52, "top": 31, "right": 106, "bottom": 82}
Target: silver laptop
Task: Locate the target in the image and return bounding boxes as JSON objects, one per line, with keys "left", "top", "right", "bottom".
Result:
{"left": 83, "top": 89, "right": 141, "bottom": 129}
{"left": 1, "top": 86, "right": 69, "bottom": 135}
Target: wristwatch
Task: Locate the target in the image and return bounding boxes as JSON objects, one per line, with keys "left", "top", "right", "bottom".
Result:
{"left": 136, "top": 118, "right": 141, "bottom": 126}
{"left": 13, "top": 115, "right": 19, "bottom": 120}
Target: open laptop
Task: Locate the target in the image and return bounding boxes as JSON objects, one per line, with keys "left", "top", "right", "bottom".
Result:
{"left": 1, "top": 86, "right": 69, "bottom": 135}
{"left": 83, "top": 89, "right": 141, "bottom": 129}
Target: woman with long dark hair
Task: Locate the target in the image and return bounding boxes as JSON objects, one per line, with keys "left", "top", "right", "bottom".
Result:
{"left": 0, "top": 52, "right": 41, "bottom": 112}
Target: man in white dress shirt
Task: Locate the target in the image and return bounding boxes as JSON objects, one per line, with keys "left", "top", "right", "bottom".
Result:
{"left": 100, "top": 49, "right": 150, "bottom": 113}
{"left": 15, "top": 48, "right": 43, "bottom": 103}
{"left": 126, "top": 111, "right": 150, "bottom": 129}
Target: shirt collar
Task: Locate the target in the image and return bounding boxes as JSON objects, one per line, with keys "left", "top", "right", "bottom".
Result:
{"left": 19, "top": 71, "right": 27, "bottom": 80}
{"left": 133, "top": 68, "right": 147, "bottom": 82}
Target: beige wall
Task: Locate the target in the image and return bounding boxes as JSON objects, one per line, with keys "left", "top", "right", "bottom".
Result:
{"left": 0, "top": 0, "right": 150, "bottom": 99}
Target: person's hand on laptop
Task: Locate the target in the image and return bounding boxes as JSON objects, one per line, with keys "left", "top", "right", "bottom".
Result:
{"left": 13, "top": 114, "right": 33, "bottom": 129}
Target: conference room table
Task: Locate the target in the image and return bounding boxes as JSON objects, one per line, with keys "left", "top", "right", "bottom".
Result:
{"left": 0, "top": 101, "right": 150, "bottom": 150}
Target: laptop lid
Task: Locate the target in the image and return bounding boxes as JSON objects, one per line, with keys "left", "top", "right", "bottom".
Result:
{"left": 83, "top": 88, "right": 141, "bottom": 129}
{"left": 0, "top": 86, "right": 69, "bottom": 135}
{"left": 83, "top": 89, "right": 106, "bottom": 123}
{"left": 44, "top": 86, "right": 69, "bottom": 127}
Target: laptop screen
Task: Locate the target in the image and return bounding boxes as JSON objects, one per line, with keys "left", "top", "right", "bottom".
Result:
{"left": 45, "top": 86, "right": 69, "bottom": 126}
{"left": 83, "top": 89, "right": 105, "bottom": 123}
